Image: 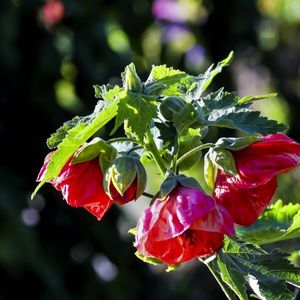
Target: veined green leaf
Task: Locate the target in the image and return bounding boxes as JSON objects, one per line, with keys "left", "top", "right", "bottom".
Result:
{"left": 46, "top": 87, "right": 122, "bottom": 149}
{"left": 32, "top": 100, "right": 119, "bottom": 199}
{"left": 236, "top": 200, "right": 300, "bottom": 245}
{"left": 187, "top": 51, "right": 233, "bottom": 100}
{"left": 147, "top": 65, "right": 195, "bottom": 96}
{"left": 46, "top": 116, "right": 85, "bottom": 149}
{"left": 198, "top": 89, "right": 288, "bottom": 135}
{"left": 111, "top": 92, "right": 157, "bottom": 141}
{"left": 210, "top": 237, "right": 300, "bottom": 300}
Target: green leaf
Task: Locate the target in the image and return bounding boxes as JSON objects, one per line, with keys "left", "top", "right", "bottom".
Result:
{"left": 93, "top": 84, "right": 120, "bottom": 100}
{"left": 187, "top": 51, "right": 234, "bottom": 100}
{"left": 46, "top": 116, "right": 84, "bottom": 149}
{"left": 198, "top": 89, "right": 288, "bottom": 135}
{"left": 46, "top": 87, "right": 122, "bottom": 149}
{"left": 237, "top": 93, "right": 278, "bottom": 105}
{"left": 211, "top": 237, "right": 300, "bottom": 300}
{"left": 147, "top": 65, "right": 195, "bottom": 96}
{"left": 236, "top": 200, "right": 300, "bottom": 245}
{"left": 172, "top": 101, "right": 205, "bottom": 134}
{"left": 32, "top": 100, "right": 119, "bottom": 199}
{"left": 155, "top": 121, "right": 178, "bottom": 154}
{"left": 112, "top": 92, "right": 157, "bottom": 141}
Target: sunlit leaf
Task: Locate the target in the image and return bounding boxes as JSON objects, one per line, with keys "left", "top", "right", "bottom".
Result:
{"left": 236, "top": 200, "right": 300, "bottom": 245}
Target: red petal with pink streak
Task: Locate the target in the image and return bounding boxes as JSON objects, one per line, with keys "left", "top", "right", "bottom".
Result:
{"left": 135, "top": 186, "right": 234, "bottom": 264}
{"left": 214, "top": 172, "right": 277, "bottom": 226}
{"left": 148, "top": 187, "right": 215, "bottom": 241}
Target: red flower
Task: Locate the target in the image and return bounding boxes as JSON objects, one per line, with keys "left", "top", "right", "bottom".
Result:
{"left": 213, "top": 133, "right": 300, "bottom": 226}
{"left": 37, "top": 152, "right": 112, "bottom": 220}
{"left": 135, "top": 186, "right": 234, "bottom": 265}
{"left": 108, "top": 178, "right": 138, "bottom": 205}
{"left": 42, "top": 0, "right": 65, "bottom": 26}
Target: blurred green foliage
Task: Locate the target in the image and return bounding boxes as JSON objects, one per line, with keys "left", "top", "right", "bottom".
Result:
{"left": 1, "top": 0, "right": 300, "bottom": 299}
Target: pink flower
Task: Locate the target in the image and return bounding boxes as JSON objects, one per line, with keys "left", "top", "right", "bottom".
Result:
{"left": 37, "top": 152, "right": 112, "bottom": 220}
{"left": 42, "top": 0, "right": 64, "bottom": 26}
{"left": 135, "top": 186, "right": 234, "bottom": 265}
{"left": 213, "top": 134, "right": 300, "bottom": 226}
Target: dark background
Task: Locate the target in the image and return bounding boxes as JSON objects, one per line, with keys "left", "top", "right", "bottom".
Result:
{"left": 1, "top": 0, "right": 300, "bottom": 299}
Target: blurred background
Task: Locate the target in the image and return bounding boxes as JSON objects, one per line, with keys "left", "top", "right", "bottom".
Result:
{"left": 1, "top": 0, "right": 300, "bottom": 299}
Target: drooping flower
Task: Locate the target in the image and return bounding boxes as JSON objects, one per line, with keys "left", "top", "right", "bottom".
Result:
{"left": 213, "top": 133, "right": 300, "bottom": 226}
{"left": 135, "top": 185, "right": 234, "bottom": 265}
{"left": 37, "top": 153, "right": 113, "bottom": 220}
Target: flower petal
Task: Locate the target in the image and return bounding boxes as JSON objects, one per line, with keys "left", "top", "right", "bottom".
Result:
{"left": 150, "top": 187, "right": 215, "bottom": 241}
{"left": 214, "top": 172, "right": 277, "bottom": 226}
{"left": 54, "top": 158, "right": 112, "bottom": 208}
{"left": 190, "top": 204, "right": 235, "bottom": 235}
{"left": 136, "top": 229, "right": 224, "bottom": 265}
{"left": 83, "top": 202, "right": 113, "bottom": 221}
{"left": 232, "top": 133, "right": 300, "bottom": 188}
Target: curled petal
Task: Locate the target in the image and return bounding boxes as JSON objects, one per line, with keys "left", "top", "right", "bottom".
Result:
{"left": 190, "top": 204, "right": 234, "bottom": 235}
{"left": 136, "top": 229, "right": 224, "bottom": 265}
{"left": 36, "top": 151, "right": 55, "bottom": 182}
{"left": 232, "top": 133, "right": 300, "bottom": 188}
{"left": 37, "top": 153, "right": 113, "bottom": 220}
{"left": 214, "top": 172, "right": 277, "bottom": 226}
{"left": 135, "top": 185, "right": 232, "bottom": 264}
{"left": 84, "top": 202, "right": 113, "bottom": 221}
{"left": 53, "top": 158, "right": 111, "bottom": 208}
{"left": 148, "top": 187, "right": 215, "bottom": 241}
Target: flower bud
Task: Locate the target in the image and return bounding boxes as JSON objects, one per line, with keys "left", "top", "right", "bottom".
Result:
{"left": 122, "top": 63, "right": 142, "bottom": 92}
{"left": 143, "top": 81, "right": 167, "bottom": 96}
{"left": 104, "top": 156, "right": 147, "bottom": 205}
{"left": 159, "top": 96, "right": 186, "bottom": 121}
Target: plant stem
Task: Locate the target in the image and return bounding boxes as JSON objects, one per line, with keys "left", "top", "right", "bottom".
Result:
{"left": 175, "top": 143, "right": 214, "bottom": 168}
{"left": 201, "top": 259, "right": 237, "bottom": 300}
{"left": 107, "top": 137, "right": 137, "bottom": 144}
{"left": 145, "top": 129, "right": 167, "bottom": 177}
{"left": 142, "top": 192, "right": 155, "bottom": 198}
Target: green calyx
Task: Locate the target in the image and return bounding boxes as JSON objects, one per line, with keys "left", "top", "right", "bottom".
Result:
{"left": 71, "top": 138, "right": 117, "bottom": 170}
{"left": 207, "top": 146, "right": 238, "bottom": 177}
{"left": 122, "top": 63, "right": 142, "bottom": 92}
{"left": 204, "top": 152, "right": 218, "bottom": 191}
{"left": 104, "top": 156, "right": 147, "bottom": 198}
{"left": 215, "top": 135, "right": 260, "bottom": 151}
{"left": 159, "top": 174, "right": 200, "bottom": 199}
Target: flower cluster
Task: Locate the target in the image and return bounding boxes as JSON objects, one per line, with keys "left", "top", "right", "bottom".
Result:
{"left": 37, "top": 133, "right": 300, "bottom": 265}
